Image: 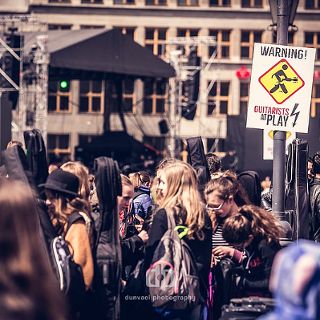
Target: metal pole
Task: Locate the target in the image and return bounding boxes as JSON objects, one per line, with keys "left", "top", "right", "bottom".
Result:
{"left": 168, "top": 76, "right": 176, "bottom": 158}
{"left": 168, "top": 51, "right": 181, "bottom": 158}
{"left": 272, "top": 0, "right": 288, "bottom": 218}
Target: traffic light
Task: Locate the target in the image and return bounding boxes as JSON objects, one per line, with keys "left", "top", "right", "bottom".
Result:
{"left": 181, "top": 49, "right": 200, "bottom": 121}
{"left": 59, "top": 80, "right": 70, "bottom": 91}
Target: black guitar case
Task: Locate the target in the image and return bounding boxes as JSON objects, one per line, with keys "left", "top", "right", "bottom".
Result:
{"left": 285, "top": 139, "right": 309, "bottom": 240}
{"left": 186, "top": 137, "right": 210, "bottom": 195}
{"left": 92, "top": 157, "right": 122, "bottom": 320}
{"left": 24, "top": 129, "right": 48, "bottom": 188}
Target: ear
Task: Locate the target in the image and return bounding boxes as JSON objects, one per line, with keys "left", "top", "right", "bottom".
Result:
{"left": 226, "top": 195, "right": 233, "bottom": 204}
{"left": 248, "top": 234, "right": 254, "bottom": 241}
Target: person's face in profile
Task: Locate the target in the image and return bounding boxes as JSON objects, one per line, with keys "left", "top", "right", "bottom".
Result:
{"left": 156, "top": 170, "right": 168, "bottom": 200}
{"left": 117, "top": 184, "right": 134, "bottom": 213}
{"left": 308, "top": 161, "right": 314, "bottom": 180}
{"left": 45, "top": 190, "right": 57, "bottom": 217}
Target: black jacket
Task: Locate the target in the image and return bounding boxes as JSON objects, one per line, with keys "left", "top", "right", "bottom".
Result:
{"left": 309, "top": 178, "right": 320, "bottom": 242}
{"left": 241, "top": 237, "right": 281, "bottom": 296}
{"left": 144, "top": 208, "right": 212, "bottom": 300}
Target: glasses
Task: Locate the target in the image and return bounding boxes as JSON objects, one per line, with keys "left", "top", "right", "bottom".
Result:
{"left": 206, "top": 201, "right": 225, "bottom": 211}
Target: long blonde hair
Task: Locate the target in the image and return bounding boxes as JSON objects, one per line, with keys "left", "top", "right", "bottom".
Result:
{"left": 159, "top": 160, "right": 205, "bottom": 240}
{"left": 60, "top": 161, "right": 91, "bottom": 215}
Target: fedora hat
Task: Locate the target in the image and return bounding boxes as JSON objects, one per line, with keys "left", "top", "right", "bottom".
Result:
{"left": 39, "top": 168, "right": 79, "bottom": 198}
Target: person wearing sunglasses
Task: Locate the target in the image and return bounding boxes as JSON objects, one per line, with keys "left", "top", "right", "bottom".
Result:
{"left": 204, "top": 172, "right": 250, "bottom": 262}
{"left": 204, "top": 173, "right": 251, "bottom": 319}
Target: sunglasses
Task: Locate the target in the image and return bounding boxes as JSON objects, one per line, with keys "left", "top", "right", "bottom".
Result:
{"left": 206, "top": 200, "right": 225, "bottom": 211}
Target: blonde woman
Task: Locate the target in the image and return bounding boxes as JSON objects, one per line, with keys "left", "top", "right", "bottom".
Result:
{"left": 144, "top": 160, "right": 212, "bottom": 319}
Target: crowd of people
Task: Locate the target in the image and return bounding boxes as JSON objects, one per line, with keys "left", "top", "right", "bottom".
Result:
{"left": 1, "top": 138, "right": 320, "bottom": 320}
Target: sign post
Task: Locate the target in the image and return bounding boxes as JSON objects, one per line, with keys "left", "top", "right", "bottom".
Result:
{"left": 247, "top": 1, "right": 316, "bottom": 218}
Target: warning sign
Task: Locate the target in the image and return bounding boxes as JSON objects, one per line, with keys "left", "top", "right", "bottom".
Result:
{"left": 263, "top": 129, "right": 296, "bottom": 160}
{"left": 259, "top": 59, "right": 304, "bottom": 104}
{"left": 247, "top": 43, "right": 316, "bottom": 133}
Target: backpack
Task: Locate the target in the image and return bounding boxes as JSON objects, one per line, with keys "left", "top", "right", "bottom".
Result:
{"left": 50, "top": 212, "right": 86, "bottom": 312}
{"left": 131, "top": 190, "right": 153, "bottom": 219}
{"left": 146, "top": 210, "right": 200, "bottom": 311}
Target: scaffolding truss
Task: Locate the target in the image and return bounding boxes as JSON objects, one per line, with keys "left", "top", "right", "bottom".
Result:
{"left": 0, "top": 15, "right": 48, "bottom": 142}
{"left": 166, "top": 36, "right": 217, "bottom": 157}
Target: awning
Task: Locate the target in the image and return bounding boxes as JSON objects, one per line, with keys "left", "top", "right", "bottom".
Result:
{"left": 23, "top": 29, "right": 175, "bottom": 79}
{"left": 74, "top": 132, "right": 160, "bottom": 165}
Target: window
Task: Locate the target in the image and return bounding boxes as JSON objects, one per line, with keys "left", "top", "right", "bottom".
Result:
{"left": 47, "top": 134, "right": 71, "bottom": 162}
{"left": 177, "top": 28, "right": 199, "bottom": 38}
{"left": 241, "top": 30, "right": 263, "bottom": 59}
{"left": 113, "top": 27, "right": 136, "bottom": 39}
{"left": 113, "top": 0, "right": 135, "bottom": 4}
{"left": 81, "top": 0, "right": 103, "bottom": 3}
{"left": 79, "top": 80, "right": 104, "bottom": 113}
{"left": 48, "top": 24, "right": 72, "bottom": 30}
{"left": 207, "top": 81, "right": 230, "bottom": 115}
{"left": 240, "top": 82, "right": 249, "bottom": 115}
{"left": 311, "top": 82, "right": 320, "bottom": 118}
{"left": 305, "top": 0, "right": 320, "bottom": 9}
{"left": 48, "top": 0, "right": 70, "bottom": 2}
{"left": 80, "top": 25, "right": 105, "bottom": 29}
{"left": 209, "top": 30, "right": 231, "bottom": 59}
{"left": 143, "top": 136, "right": 166, "bottom": 152}
{"left": 177, "top": 0, "right": 198, "bottom": 6}
{"left": 241, "top": 0, "right": 263, "bottom": 8}
{"left": 78, "top": 134, "right": 99, "bottom": 145}
{"left": 146, "top": 0, "right": 167, "bottom": 5}
{"left": 143, "top": 80, "right": 168, "bottom": 114}
{"left": 145, "top": 28, "right": 168, "bottom": 56}
{"left": 48, "top": 81, "right": 71, "bottom": 113}
{"left": 110, "top": 79, "right": 135, "bottom": 113}
{"left": 209, "top": 0, "right": 230, "bottom": 6}
{"left": 305, "top": 32, "right": 320, "bottom": 60}
{"left": 177, "top": 29, "right": 200, "bottom": 55}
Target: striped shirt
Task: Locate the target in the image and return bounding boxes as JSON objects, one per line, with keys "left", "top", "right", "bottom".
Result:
{"left": 212, "top": 222, "right": 230, "bottom": 248}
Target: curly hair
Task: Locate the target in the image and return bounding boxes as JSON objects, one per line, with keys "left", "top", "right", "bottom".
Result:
{"left": 206, "top": 152, "right": 222, "bottom": 176}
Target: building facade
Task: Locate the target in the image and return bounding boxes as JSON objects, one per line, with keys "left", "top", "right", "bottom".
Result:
{"left": 26, "top": 0, "right": 320, "bottom": 162}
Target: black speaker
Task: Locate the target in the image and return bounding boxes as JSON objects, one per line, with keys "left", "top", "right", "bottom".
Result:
{"left": 158, "top": 119, "right": 169, "bottom": 135}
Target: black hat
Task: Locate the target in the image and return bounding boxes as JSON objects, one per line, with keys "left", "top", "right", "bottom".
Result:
{"left": 39, "top": 168, "right": 79, "bottom": 198}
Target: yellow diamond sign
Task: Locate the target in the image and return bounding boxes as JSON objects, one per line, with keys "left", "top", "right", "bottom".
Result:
{"left": 259, "top": 59, "right": 305, "bottom": 104}
{"left": 268, "top": 130, "right": 292, "bottom": 140}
